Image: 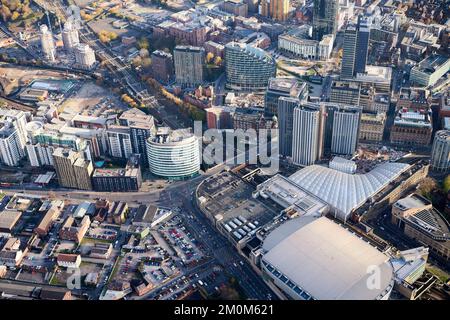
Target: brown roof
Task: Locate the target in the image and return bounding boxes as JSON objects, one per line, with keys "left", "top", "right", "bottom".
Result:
{"left": 57, "top": 254, "right": 80, "bottom": 263}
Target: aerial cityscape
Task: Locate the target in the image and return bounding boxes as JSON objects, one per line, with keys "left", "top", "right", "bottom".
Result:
{"left": 0, "top": 0, "right": 448, "bottom": 305}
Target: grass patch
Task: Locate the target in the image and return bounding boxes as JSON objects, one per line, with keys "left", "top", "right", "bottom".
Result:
{"left": 426, "top": 264, "right": 450, "bottom": 283}
{"left": 81, "top": 237, "right": 113, "bottom": 246}
{"left": 108, "top": 256, "right": 123, "bottom": 283}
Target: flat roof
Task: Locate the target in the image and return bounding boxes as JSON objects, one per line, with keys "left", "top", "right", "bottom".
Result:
{"left": 262, "top": 216, "right": 394, "bottom": 300}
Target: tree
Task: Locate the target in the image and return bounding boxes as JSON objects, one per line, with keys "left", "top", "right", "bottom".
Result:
{"left": 214, "top": 56, "right": 222, "bottom": 66}
{"left": 206, "top": 52, "right": 214, "bottom": 64}
{"left": 11, "top": 11, "right": 19, "bottom": 21}
{"left": 139, "top": 48, "right": 149, "bottom": 58}
{"left": 443, "top": 175, "right": 450, "bottom": 194}
{"left": 418, "top": 177, "right": 438, "bottom": 200}
{"left": 137, "top": 37, "right": 149, "bottom": 50}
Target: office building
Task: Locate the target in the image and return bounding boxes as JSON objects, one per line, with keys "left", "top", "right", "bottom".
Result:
{"left": 52, "top": 148, "right": 93, "bottom": 190}
{"left": 354, "top": 16, "right": 370, "bottom": 75}
{"left": 92, "top": 155, "right": 142, "bottom": 192}
{"left": 410, "top": 54, "right": 450, "bottom": 87}
{"left": 173, "top": 46, "right": 205, "bottom": 88}
{"left": 340, "top": 24, "right": 357, "bottom": 80}
{"left": 390, "top": 109, "right": 432, "bottom": 146}
{"left": 40, "top": 24, "right": 56, "bottom": 62}
{"left": 322, "top": 103, "right": 361, "bottom": 156}
{"left": 430, "top": 130, "right": 450, "bottom": 172}
{"left": 292, "top": 103, "right": 324, "bottom": 166}
{"left": 74, "top": 44, "right": 96, "bottom": 70}
{"left": 341, "top": 17, "right": 370, "bottom": 79}
{"left": 331, "top": 107, "right": 360, "bottom": 155}
{"left": 359, "top": 112, "right": 386, "bottom": 142}
{"left": 392, "top": 194, "right": 450, "bottom": 261}
{"left": 277, "top": 97, "right": 299, "bottom": 157}
{"left": 151, "top": 50, "right": 174, "bottom": 84}
{"left": 330, "top": 81, "right": 360, "bottom": 106}
{"left": 269, "top": 0, "right": 289, "bottom": 22}
{"left": 146, "top": 128, "right": 200, "bottom": 180}
{"left": 61, "top": 20, "right": 79, "bottom": 51}
{"left": 220, "top": 0, "right": 248, "bottom": 17}
{"left": 278, "top": 27, "right": 334, "bottom": 60}
{"left": 397, "top": 87, "right": 430, "bottom": 111}
{"left": 225, "top": 42, "right": 276, "bottom": 92}
{"left": 265, "top": 77, "right": 308, "bottom": 116}
{"left": 312, "top": 0, "right": 339, "bottom": 41}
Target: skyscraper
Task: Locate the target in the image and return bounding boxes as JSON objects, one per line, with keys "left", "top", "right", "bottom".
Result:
{"left": 269, "top": 0, "right": 290, "bottom": 22}
{"left": 312, "top": 0, "right": 339, "bottom": 41}
{"left": 277, "top": 97, "right": 299, "bottom": 157}
{"left": 354, "top": 17, "right": 370, "bottom": 75}
{"left": 173, "top": 46, "right": 205, "bottom": 88}
{"left": 341, "top": 17, "right": 371, "bottom": 79}
{"left": 40, "top": 24, "right": 56, "bottom": 62}
{"left": 0, "top": 109, "right": 28, "bottom": 167}
{"left": 340, "top": 24, "right": 358, "bottom": 80}
{"left": 327, "top": 104, "right": 361, "bottom": 156}
{"left": 327, "top": 107, "right": 361, "bottom": 155}
{"left": 292, "top": 103, "right": 325, "bottom": 166}
{"left": 62, "top": 20, "right": 80, "bottom": 51}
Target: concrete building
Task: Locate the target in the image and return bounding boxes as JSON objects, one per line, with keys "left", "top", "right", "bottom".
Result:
{"left": 52, "top": 148, "right": 93, "bottom": 190}
{"left": 40, "top": 24, "right": 56, "bottom": 62}
{"left": 264, "top": 77, "right": 308, "bottom": 117}
{"left": 225, "top": 42, "right": 276, "bottom": 92}
{"left": 410, "top": 54, "right": 450, "bottom": 87}
{"left": 390, "top": 109, "right": 432, "bottom": 146}
{"left": 269, "top": 0, "right": 289, "bottom": 22}
{"left": 312, "top": 0, "right": 338, "bottom": 41}
{"left": 92, "top": 155, "right": 142, "bottom": 192}
{"left": 173, "top": 46, "right": 205, "bottom": 88}
{"left": 146, "top": 128, "right": 200, "bottom": 180}
{"left": 330, "top": 81, "right": 360, "bottom": 106}
{"left": 330, "top": 106, "right": 361, "bottom": 156}
{"left": 430, "top": 130, "right": 450, "bottom": 172}
{"left": 220, "top": 0, "right": 248, "bottom": 17}
{"left": 392, "top": 194, "right": 450, "bottom": 261}
{"left": 74, "top": 44, "right": 96, "bottom": 70}
{"left": 292, "top": 103, "right": 324, "bottom": 166}
{"left": 277, "top": 97, "right": 298, "bottom": 157}
{"left": 278, "top": 26, "right": 334, "bottom": 60}
{"left": 0, "top": 109, "right": 28, "bottom": 167}
{"left": 151, "top": 50, "right": 174, "bottom": 84}
{"left": 359, "top": 112, "right": 386, "bottom": 142}
{"left": 61, "top": 20, "right": 79, "bottom": 51}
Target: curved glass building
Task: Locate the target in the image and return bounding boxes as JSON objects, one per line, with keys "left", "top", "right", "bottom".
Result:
{"left": 146, "top": 128, "right": 200, "bottom": 180}
{"left": 225, "top": 42, "right": 276, "bottom": 92}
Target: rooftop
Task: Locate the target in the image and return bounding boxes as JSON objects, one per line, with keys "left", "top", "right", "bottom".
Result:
{"left": 288, "top": 162, "right": 410, "bottom": 221}
{"left": 262, "top": 216, "right": 394, "bottom": 300}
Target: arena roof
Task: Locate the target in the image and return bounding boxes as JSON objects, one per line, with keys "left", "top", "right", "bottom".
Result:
{"left": 288, "top": 162, "right": 410, "bottom": 221}
{"left": 262, "top": 217, "right": 394, "bottom": 300}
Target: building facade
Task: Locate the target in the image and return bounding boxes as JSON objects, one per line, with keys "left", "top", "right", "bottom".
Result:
{"left": 292, "top": 103, "right": 324, "bottom": 166}
{"left": 312, "top": 0, "right": 338, "bottom": 41}
{"left": 430, "top": 130, "right": 450, "bottom": 172}
{"left": 225, "top": 42, "right": 276, "bottom": 92}
{"left": 173, "top": 46, "right": 205, "bottom": 88}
